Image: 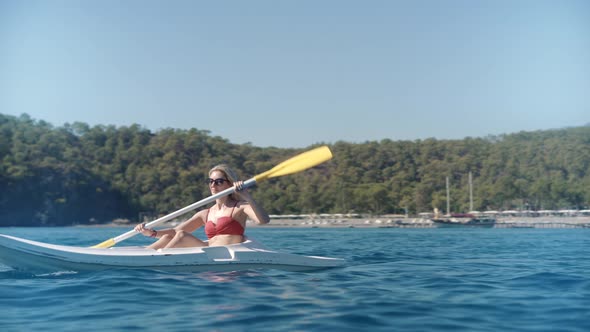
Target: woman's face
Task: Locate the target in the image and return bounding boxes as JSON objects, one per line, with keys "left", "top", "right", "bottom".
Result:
{"left": 208, "top": 170, "right": 232, "bottom": 193}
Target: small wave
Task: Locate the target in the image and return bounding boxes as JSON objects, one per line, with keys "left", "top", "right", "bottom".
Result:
{"left": 35, "top": 270, "right": 79, "bottom": 277}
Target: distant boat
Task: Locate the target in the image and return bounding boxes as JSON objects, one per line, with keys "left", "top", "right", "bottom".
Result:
{"left": 432, "top": 213, "right": 496, "bottom": 228}
{"left": 432, "top": 173, "right": 496, "bottom": 228}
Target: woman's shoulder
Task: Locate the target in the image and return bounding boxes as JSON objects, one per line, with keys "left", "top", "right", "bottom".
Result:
{"left": 193, "top": 208, "right": 210, "bottom": 218}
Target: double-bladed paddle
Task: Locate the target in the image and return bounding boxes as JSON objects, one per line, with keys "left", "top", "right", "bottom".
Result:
{"left": 91, "top": 145, "right": 333, "bottom": 248}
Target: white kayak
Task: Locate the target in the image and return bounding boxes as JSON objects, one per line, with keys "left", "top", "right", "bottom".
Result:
{"left": 0, "top": 234, "right": 344, "bottom": 273}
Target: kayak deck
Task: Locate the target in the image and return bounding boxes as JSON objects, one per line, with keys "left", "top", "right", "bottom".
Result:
{"left": 0, "top": 234, "right": 344, "bottom": 273}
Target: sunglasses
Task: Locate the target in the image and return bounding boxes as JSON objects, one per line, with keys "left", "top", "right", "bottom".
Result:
{"left": 207, "top": 178, "right": 230, "bottom": 186}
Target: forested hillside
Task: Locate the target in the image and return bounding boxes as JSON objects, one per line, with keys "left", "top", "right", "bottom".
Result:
{"left": 1, "top": 113, "right": 589, "bottom": 226}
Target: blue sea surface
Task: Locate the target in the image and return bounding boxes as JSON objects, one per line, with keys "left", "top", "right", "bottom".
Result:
{"left": 1, "top": 227, "right": 589, "bottom": 332}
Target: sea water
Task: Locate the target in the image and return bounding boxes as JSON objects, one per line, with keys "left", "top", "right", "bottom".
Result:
{"left": 1, "top": 227, "right": 589, "bottom": 332}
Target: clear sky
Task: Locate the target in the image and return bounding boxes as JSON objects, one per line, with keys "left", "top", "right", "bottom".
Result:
{"left": 1, "top": 1, "right": 589, "bottom": 148}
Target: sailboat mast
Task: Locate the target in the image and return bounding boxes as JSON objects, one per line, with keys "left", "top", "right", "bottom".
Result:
{"left": 446, "top": 176, "right": 450, "bottom": 216}
{"left": 469, "top": 172, "right": 473, "bottom": 212}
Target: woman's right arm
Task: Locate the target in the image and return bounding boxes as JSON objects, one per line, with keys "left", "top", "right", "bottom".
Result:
{"left": 134, "top": 209, "right": 207, "bottom": 238}
{"left": 174, "top": 209, "right": 207, "bottom": 233}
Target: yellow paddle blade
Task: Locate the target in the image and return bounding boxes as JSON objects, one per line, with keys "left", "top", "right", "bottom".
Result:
{"left": 91, "top": 238, "right": 116, "bottom": 249}
{"left": 254, "top": 145, "right": 332, "bottom": 182}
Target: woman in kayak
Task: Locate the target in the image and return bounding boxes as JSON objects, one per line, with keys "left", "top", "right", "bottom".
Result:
{"left": 134, "top": 164, "right": 270, "bottom": 249}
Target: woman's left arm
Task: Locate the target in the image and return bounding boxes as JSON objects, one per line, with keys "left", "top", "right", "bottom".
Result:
{"left": 235, "top": 181, "right": 270, "bottom": 225}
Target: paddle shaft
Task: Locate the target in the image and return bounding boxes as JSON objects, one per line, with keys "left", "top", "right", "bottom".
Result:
{"left": 111, "top": 178, "right": 257, "bottom": 244}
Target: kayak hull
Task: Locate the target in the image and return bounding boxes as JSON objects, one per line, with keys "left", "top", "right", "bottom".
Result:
{"left": 0, "top": 234, "right": 344, "bottom": 273}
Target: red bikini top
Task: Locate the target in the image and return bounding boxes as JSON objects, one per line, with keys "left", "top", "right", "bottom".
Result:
{"left": 205, "top": 202, "right": 244, "bottom": 239}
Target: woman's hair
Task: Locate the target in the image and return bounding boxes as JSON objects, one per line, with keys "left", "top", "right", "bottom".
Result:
{"left": 209, "top": 164, "right": 241, "bottom": 200}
